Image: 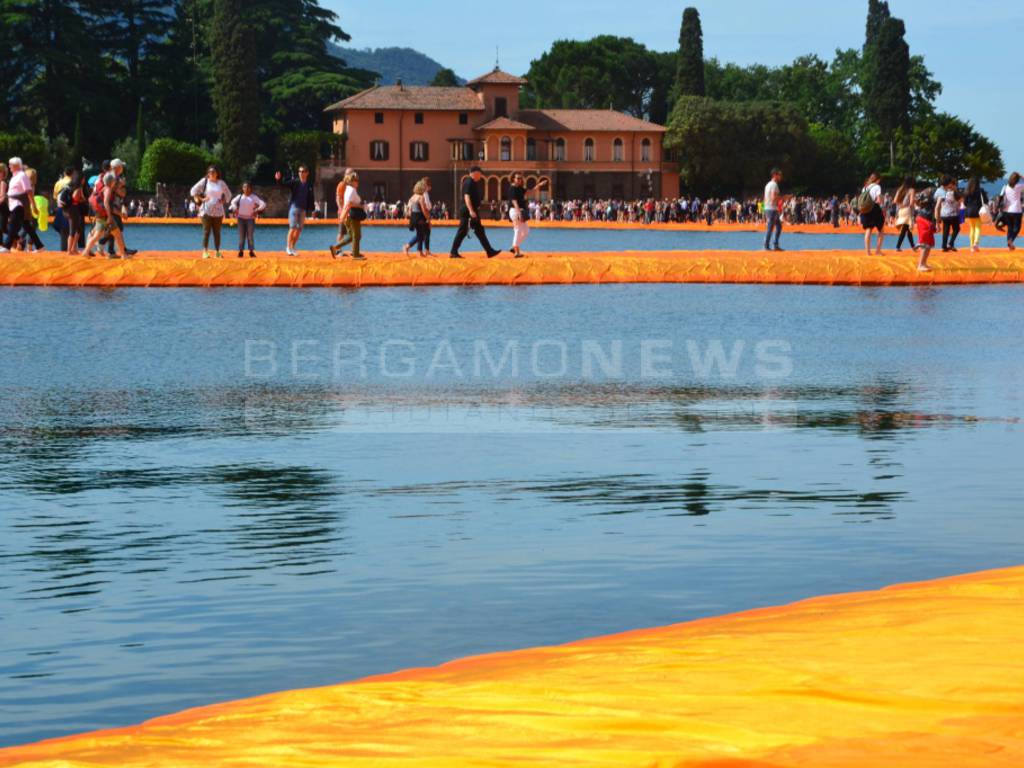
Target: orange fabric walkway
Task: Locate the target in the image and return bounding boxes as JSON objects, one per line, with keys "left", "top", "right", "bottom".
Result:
{"left": 1, "top": 249, "right": 1021, "bottom": 287}
{"left": 2, "top": 565, "right": 1023, "bottom": 767}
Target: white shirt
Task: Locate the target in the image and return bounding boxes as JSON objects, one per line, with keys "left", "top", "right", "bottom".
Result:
{"left": 1001, "top": 182, "right": 1024, "bottom": 214}
{"left": 7, "top": 170, "right": 30, "bottom": 210}
{"left": 230, "top": 193, "right": 266, "bottom": 219}
{"left": 343, "top": 186, "right": 362, "bottom": 207}
{"left": 867, "top": 183, "right": 882, "bottom": 203}
{"left": 935, "top": 188, "right": 958, "bottom": 218}
{"left": 764, "top": 180, "right": 780, "bottom": 211}
{"left": 189, "top": 178, "right": 231, "bottom": 217}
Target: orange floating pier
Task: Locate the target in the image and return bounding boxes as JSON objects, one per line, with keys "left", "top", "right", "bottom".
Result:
{"left": 1, "top": 249, "right": 1022, "bottom": 287}
{"left": 3, "top": 565, "right": 1023, "bottom": 767}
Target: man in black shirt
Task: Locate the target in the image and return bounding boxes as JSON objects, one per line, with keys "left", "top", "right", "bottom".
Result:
{"left": 450, "top": 166, "right": 500, "bottom": 258}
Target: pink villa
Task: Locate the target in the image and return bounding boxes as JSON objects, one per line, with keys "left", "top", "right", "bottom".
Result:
{"left": 323, "top": 68, "right": 680, "bottom": 212}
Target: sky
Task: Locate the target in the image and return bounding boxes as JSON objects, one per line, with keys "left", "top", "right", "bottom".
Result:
{"left": 324, "top": 0, "right": 1023, "bottom": 174}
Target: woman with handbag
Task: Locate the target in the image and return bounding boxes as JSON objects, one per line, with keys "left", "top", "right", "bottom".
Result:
{"left": 893, "top": 176, "right": 916, "bottom": 252}
{"left": 189, "top": 166, "right": 231, "bottom": 259}
{"left": 1000, "top": 172, "right": 1023, "bottom": 251}
{"left": 402, "top": 180, "right": 430, "bottom": 257}
{"left": 962, "top": 177, "right": 988, "bottom": 253}
{"left": 330, "top": 171, "right": 366, "bottom": 260}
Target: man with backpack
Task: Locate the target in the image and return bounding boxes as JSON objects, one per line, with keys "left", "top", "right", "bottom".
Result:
{"left": 98, "top": 159, "right": 137, "bottom": 257}
{"left": 858, "top": 172, "right": 886, "bottom": 255}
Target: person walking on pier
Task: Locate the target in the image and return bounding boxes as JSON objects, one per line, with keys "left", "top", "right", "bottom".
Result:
{"left": 763, "top": 168, "right": 784, "bottom": 251}
{"left": 934, "top": 176, "right": 961, "bottom": 252}
{"left": 999, "top": 172, "right": 1022, "bottom": 251}
{"left": 450, "top": 166, "right": 499, "bottom": 259}
{"left": 229, "top": 182, "right": 266, "bottom": 258}
{"left": 403, "top": 180, "right": 431, "bottom": 257}
{"left": 190, "top": 165, "right": 231, "bottom": 259}
{"left": 276, "top": 166, "right": 316, "bottom": 256}
{"left": 859, "top": 172, "right": 886, "bottom": 255}
{"left": 331, "top": 171, "right": 365, "bottom": 260}
{"left": 893, "top": 177, "right": 916, "bottom": 252}
{"left": 962, "top": 177, "right": 988, "bottom": 253}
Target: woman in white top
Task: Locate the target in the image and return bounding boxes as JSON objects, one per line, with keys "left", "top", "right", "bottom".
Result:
{"left": 892, "top": 176, "right": 916, "bottom": 252}
{"left": 189, "top": 166, "right": 231, "bottom": 259}
{"left": 330, "top": 171, "right": 365, "bottom": 260}
{"left": 1000, "top": 172, "right": 1023, "bottom": 250}
{"left": 228, "top": 182, "right": 266, "bottom": 258}
{"left": 859, "top": 172, "right": 885, "bottom": 255}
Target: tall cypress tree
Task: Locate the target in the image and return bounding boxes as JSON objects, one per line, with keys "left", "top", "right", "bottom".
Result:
{"left": 866, "top": 17, "right": 910, "bottom": 134}
{"left": 675, "top": 7, "right": 705, "bottom": 98}
{"left": 863, "top": 1, "right": 910, "bottom": 166}
{"left": 209, "top": 0, "right": 260, "bottom": 179}
{"left": 865, "top": 0, "right": 890, "bottom": 50}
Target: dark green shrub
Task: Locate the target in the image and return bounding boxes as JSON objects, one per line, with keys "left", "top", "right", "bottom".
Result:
{"left": 138, "top": 138, "right": 216, "bottom": 191}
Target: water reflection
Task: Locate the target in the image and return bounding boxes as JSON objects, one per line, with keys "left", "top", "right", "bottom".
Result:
{"left": 3, "top": 462, "right": 347, "bottom": 605}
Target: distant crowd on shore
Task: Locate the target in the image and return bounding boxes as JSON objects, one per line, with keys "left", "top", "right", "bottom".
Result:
{"left": 2, "top": 153, "right": 1022, "bottom": 265}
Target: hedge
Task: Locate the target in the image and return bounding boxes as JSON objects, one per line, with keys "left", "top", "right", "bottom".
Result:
{"left": 138, "top": 138, "right": 216, "bottom": 191}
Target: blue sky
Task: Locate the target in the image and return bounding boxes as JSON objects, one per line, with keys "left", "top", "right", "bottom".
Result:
{"left": 325, "top": 0, "right": 1023, "bottom": 173}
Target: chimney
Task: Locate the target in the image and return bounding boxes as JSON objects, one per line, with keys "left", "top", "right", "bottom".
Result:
{"left": 396, "top": 78, "right": 404, "bottom": 91}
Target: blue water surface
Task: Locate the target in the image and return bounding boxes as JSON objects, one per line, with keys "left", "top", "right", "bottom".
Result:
{"left": 0, "top": 283, "right": 1022, "bottom": 746}
{"left": 25, "top": 222, "right": 1013, "bottom": 253}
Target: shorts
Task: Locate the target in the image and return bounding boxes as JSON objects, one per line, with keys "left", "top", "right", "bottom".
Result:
{"left": 859, "top": 206, "right": 884, "bottom": 231}
{"left": 288, "top": 206, "right": 306, "bottom": 229}
{"left": 915, "top": 216, "right": 935, "bottom": 248}
{"left": 91, "top": 217, "right": 119, "bottom": 236}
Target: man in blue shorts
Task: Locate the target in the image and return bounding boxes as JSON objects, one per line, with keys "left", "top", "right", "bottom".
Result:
{"left": 275, "top": 166, "right": 316, "bottom": 255}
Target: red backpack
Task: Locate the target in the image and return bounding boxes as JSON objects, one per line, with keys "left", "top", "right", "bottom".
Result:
{"left": 91, "top": 180, "right": 107, "bottom": 218}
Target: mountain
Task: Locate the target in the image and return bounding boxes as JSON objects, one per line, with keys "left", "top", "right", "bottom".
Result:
{"left": 328, "top": 45, "right": 465, "bottom": 86}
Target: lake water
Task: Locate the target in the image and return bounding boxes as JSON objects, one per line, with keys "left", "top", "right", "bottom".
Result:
{"left": 26, "top": 222, "right": 1012, "bottom": 253}
{"left": 1, "top": 283, "right": 1022, "bottom": 747}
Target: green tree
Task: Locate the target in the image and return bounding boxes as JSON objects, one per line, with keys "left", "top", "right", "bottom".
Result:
{"left": 253, "top": 0, "right": 374, "bottom": 133}
{"left": 136, "top": 102, "right": 146, "bottom": 158}
{"left": 0, "top": 0, "right": 96, "bottom": 139}
{"left": 665, "top": 96, "right": 814, "bottom": 195}
{"left": 430, "top": 68, "right": 459, "bottom": 87}
{"left": 210, "top": 0, "right": 260, "bottom": 180}
{"left": 138, "top": 137, "right": 215, "bottom": 190}
{"left": 863, "top": 15, "right": 910, "bottom": 165}
{"left": 897, "top": 113, "right": 1004, "bottom": 181}
{"left": 521, "top": 36, "right": 662, "bottom": 119}
{"left": 864, "top": 0, "right": 891, "bottom": 49}
{"left": 674, "top": 7, "right": 705, "bottom": 98}
{"left": 86, "top": 0, "right": 172, "bottom": 110}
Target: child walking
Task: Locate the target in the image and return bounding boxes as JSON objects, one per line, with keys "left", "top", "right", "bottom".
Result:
{"left": 915, "top": 192, "right": 936, "bottom": 272}
{"left": 229, "top": 182, "right": 266, "bottom": 258}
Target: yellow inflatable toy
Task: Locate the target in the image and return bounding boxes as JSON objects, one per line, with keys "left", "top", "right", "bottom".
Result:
{"left": 34, "top": 195, "right": 48, "bottom": 232}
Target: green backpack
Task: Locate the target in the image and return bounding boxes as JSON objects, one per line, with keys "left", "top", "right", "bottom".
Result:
{"left": 858, "top": 187, "right": 876, "bottom": 214}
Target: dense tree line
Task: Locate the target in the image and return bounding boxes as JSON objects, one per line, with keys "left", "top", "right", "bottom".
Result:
{"left": 0, "top": 0, "right": 374, "bottom": 182}
{"left": 522, "top": 3, "right": 1004, "bottom": 194}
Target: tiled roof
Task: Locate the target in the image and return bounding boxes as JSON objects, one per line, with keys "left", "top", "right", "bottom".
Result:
{"left": 467, "top": 68, "right": 528, "bottom": 86}
{"left": 325, "top": 86, "right": 485, "bottom": 112}
{"left": 517, "top": 109, "right": 667, "bottom": 133}
{"left": 475, "top": 117, "right": 535, "bottom": 131}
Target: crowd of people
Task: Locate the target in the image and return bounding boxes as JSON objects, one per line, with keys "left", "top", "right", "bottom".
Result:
{"left": 2, "top": 152, "right": 1023, "bottom": 265}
